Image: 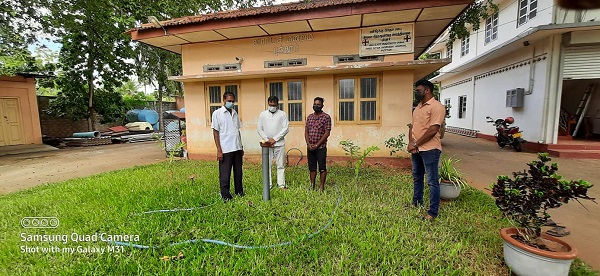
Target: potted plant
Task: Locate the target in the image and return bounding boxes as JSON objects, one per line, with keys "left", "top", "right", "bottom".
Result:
{"left": 438, "top": 155, "right": 468, "bottom": 199}
{"left": 491, "top": 153, "right": 595, "bottom": 276}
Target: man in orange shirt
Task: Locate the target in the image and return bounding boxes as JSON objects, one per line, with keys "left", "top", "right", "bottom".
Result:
{"left": 407, "top": 79, "right": 445, "bottom": 221}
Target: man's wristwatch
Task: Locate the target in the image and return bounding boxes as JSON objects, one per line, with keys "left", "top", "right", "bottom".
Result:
{"left": 412, "top": 142, "right": 418, "bottom": 148}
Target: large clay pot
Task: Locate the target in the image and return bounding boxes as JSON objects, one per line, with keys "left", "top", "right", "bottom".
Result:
{"left": 500, "top": 228, "right": 578, "bottom": 276}
{"left": 440, "top": 180, "right": 460, "bottom": 200}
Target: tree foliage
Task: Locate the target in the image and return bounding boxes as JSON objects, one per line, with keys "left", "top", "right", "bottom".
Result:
{"left": 446, "top": 0, "right": 499, "bottom": 48}
{"left": 0, "top": 0, "right": 46, "bottom": 75}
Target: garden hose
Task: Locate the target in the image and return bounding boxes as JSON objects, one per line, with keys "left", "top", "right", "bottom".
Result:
{"left": 106, "top": 185, "right": 341, "bottom": 250}
{"left": 285, "top": 148, "right": 303, "bottom": 166}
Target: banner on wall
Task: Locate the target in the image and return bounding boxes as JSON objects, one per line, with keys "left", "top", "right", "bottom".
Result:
{"left": 359, "top": 23, "right": 414, "bottom": 56}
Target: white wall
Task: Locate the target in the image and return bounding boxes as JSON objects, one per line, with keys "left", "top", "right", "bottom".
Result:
{"left": 434, "top": 0, "right": 556, "bottom": 74}
{"left": 441, "top": 39, "right": 551, "bottom": 142}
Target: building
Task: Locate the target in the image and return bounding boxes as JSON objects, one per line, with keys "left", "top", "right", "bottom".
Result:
{"left": 0, "top": 73, "right": 43, "bottom": 147}
{"left": 427, "top": 0, "right": 600, "bottom": 156}
{"left": 128, "top": 0, "right": 473, "bottom": 158}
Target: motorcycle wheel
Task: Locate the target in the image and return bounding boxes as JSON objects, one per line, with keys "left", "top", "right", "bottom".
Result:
{"left": 513, "top": 139, "right": 523, "bottom": 152}
{"left": 496, "top": 136, "right": 506, "bottom": 148}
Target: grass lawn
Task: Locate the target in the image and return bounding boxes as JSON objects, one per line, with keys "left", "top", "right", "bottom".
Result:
{"left": 0, "top": 160, "right": 597, "bottom": 275}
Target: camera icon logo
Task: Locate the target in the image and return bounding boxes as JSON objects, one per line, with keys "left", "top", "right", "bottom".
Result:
{"left": 21, "top": 217, "right": 59, "bottom": 228}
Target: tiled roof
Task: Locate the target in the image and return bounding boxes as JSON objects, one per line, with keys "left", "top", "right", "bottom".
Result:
{"left": 133, "top": 0, "right": 377, "bottom": 31}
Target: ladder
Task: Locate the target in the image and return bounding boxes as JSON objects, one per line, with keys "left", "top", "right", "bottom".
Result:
{"left": 573, "top": 83, "right": 596, "bottom": 137}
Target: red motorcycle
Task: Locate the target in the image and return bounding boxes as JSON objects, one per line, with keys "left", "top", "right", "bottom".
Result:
{"left": 486, "top": 116, "right": 525, "bottom": 152}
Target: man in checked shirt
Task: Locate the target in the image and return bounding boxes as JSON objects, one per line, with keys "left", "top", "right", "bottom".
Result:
{"left": 305, "top": 97, "right": 332, "bottom": 192}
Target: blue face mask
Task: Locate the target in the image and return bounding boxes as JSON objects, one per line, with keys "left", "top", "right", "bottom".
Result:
{"left": 225, "top": 101, "right": 235, "bottom": 109}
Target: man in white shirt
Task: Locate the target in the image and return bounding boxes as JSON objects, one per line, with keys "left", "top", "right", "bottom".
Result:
{"left": 212, "top": 91, "right": 244, "bottom": 200}
{"left": 257, "top": 96, "right": 290, "bottom": 189}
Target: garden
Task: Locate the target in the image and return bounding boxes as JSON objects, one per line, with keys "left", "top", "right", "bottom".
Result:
{"left": 0, "top": 159, "right": 596, "bottom": 275}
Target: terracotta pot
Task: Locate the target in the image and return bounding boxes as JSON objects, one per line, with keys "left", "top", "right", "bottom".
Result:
{"left": 500, "top": 228, "right": 578, "bottom": 276}
{"left": 440, "top": 180, "right": 460, "bottom": 200}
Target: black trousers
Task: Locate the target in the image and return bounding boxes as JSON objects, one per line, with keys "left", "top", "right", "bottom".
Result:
{"left": 219, "top": 150, "right": 243, "bottom": 199}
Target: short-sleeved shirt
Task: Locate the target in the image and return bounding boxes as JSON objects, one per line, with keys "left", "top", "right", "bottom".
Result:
{"left": 411, "top": 98, "right": 445, "bottom": 152}
{"left": 211, "top": 106, "right": 243, "bottom": 154}
{"left": 306, "top": 113, "right": 332, "bottom": 149}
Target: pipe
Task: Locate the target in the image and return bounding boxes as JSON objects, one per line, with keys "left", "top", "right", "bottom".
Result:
{"left": 285, "top": 148, "right": 304, "bottom": 166}
{"left": 73, "top": 131, "right": 100, "bottom": 138}
{"left": 527, "top": 46, "right": 536, "bottom": 94}
{"left": 261, "top": 142, "right": 271, "bottom": 201}
{"left": 105, "top": 184, "right": 342, "bottom": 250}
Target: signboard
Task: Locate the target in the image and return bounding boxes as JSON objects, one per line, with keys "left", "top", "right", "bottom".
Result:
{"left": 359, "top": 23, "right": 414, "bottom": 56}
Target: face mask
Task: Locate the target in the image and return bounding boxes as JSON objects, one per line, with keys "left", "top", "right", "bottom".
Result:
{"left": 313, "top": 105, "right": 323, "bottom": 112}
{"left": 225, "top": 101, "right": 235, "bottom": 109}
{"left": 414, "top": 90, "right": 425, "bottom": 102}
{"left": 268, "top": 106, "right": 277, "bottom": 113}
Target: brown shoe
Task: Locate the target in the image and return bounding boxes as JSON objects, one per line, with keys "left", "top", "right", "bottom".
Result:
{"left": 279, "top": 187, "right": 288, "bottom": 190}
{"left": 423, "top": 215, "right": 435, "bottom": 221}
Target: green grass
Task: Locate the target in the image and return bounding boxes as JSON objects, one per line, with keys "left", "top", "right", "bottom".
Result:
{"left": 0, "top": 160, "right": 597, "bottom": 275}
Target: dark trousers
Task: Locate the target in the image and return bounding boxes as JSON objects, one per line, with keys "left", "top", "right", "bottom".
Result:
{"left": 411, "top": 149, "right": 441, "bottom": 218}
{"left": 219, "top": 150, "right": 243, "bottom": 199}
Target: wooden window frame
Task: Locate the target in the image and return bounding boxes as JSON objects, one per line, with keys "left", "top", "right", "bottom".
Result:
{"left": 334, "top": 74, "right": 381, "bottom": 125}
{"left": 206, "top": 82, "right": 241, "bottom": 122}
{"left": 266, "top": 79, "right": 306, "bottom": 125}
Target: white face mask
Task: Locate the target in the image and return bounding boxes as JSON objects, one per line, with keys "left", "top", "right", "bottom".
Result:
{"left": 268, "top": 106, "right": 277, "bottom": 113}
{"left": 225, "top": 101, "right": 235, "bottom": 109}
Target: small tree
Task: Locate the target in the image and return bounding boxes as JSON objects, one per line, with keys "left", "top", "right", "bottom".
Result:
{"left": 491, "top": 153, "right": 595, "bottom": 247}
{"left": 339, "top": 140, "right": 379, "bottom": 186}
{"left": 384, "top": 134, "right": 407, "bottom": 158}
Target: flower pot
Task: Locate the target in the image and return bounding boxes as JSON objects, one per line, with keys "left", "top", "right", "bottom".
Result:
{"left": 440, "top": 180, "right": 461, "bottom": 199}
{"left": 500, "top": 228, "right": 578, "bottom": 276}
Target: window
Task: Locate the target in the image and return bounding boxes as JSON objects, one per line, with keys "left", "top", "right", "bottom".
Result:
{"left": 458, "top": 95, "right": 467, "bottom": 119}
{"left": 207, "top": 84, "right": 239, "bottom": 121}
{"left": 447, "top": 45, "right": 453, "bottom": 59}
{"left": 268, "top": 80, "right": 304, "bottom": 122}
{"left": 444, "top": 98, "right": 451, "bottom": 117}
{"left": 333, "top": 55, "right": 383, "bottom": 63}
{"left": 461, "top": 36, "right": 470, "bottom": 57}
{"left": 518, "top": 0, "right": 537, "bottom": 26}
{"left": 264, "top": 58, "right": 307, "bottom": 68}
{"left": 336, "top": 76, "right": 379, "bottom": 123}
{"left": 485, "top": 13, "right": 499, "bottom": 44}
{"left": 203, "top": 63, "right": 241, "bottom": 72}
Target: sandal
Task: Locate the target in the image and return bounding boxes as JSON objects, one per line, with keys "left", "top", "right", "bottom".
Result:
{"left": 543, "top": 218, "right": 558, "bottom": 227}
{"left": 546, "top": 226, "right": 570, "bottom": 237}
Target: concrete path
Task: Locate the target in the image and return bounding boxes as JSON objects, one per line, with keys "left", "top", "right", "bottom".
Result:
{"left": 442, "top": 133, "right": 600, "bottom": 270}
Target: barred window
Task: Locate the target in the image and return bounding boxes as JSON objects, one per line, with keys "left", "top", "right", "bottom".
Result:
{"left": 268, "top": 80, "right": 304, "bottom": 123}
{"left": 458, "top": 95, "right": 467, "bottom": 119}
{"left": 207, "top": 84, "right": 239, "bottom": 121}
{"left": 336, "top": 76, "right": 379, "bottom": 124}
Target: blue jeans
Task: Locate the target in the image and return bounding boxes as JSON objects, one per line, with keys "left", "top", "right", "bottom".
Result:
{"left": 411, "top": 149, "right": 441, "bottom": 218}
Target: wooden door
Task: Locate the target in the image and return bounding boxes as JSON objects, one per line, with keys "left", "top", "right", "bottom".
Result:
{"left": 0, "top": 98, "right": 25, "bottom": 146}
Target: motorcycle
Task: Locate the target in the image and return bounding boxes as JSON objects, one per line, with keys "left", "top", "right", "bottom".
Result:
{"left": 485, "top": 116, "right": 525, "bottom": 152}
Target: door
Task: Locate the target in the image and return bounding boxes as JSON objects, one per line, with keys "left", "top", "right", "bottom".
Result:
{"left": 0, "top": 98, "right": 25, "bottom": 146}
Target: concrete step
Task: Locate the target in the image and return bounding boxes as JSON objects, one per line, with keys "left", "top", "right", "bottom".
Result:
{"left": 548, "top": 144, "right": 600, "bottom": 150}
{"left": 548, "top": 149, "right": 600, "bottom": 159}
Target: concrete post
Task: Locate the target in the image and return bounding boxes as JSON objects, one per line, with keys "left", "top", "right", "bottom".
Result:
{"left": 260, "top": 142, "right": 271, "bottom": 201}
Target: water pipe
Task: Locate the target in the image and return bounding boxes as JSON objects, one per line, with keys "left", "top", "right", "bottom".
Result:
{"left": 260, "top": 141, "right": 271, "bottom": 201}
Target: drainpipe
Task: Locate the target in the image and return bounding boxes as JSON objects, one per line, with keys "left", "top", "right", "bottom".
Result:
{"left": 471, "top": 76, "right": 476, "bottom": 130}
{"left": 527, "top": 46, "right": 536, "bottom": 95}
{"left": 542, "top": 35, "right": 563, "bottom": 144}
